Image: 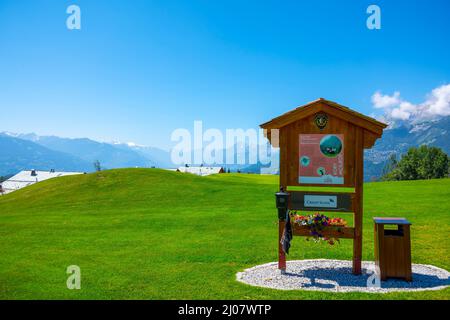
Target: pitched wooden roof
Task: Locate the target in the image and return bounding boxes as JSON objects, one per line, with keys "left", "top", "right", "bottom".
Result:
{"left": 260, "top": 98, "right": 387, "bottom": 136}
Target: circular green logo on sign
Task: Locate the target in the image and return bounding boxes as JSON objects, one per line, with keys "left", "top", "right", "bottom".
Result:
{"left": 300, "top": 156, "right": 310, "bottom": 167}
{"left": 319, "top": 135, "right": 343, "bottom": 158}
{"left": 317, "top": 167, "right": 326, "bottom": 176}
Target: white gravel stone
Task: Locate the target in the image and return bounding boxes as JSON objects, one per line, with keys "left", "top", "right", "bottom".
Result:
{"left": 236, "top": 259, "right": 450, "bottom": 293}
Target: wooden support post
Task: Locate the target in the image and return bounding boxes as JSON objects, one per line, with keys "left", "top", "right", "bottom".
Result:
{"left": 353, "top": 128, "right": 364, "bottom": 275}
{"left": 278, "top": 220, "right": 286, "bottom": 271}
{"left": 278, "top": 129, "right": 287, "bottom": 272}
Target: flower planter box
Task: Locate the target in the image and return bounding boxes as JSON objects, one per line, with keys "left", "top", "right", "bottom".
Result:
{"left": 292, "top": 224, "right": 355, "bottom": 239}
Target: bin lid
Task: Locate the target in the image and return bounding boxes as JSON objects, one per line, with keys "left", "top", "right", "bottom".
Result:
{"left": 373, "top": 217, "right": 411, "bottom": 225}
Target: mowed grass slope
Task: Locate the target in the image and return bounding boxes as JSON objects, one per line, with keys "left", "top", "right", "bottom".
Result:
{"left": 0, "top": 169, "right": 449, "bottom": 300}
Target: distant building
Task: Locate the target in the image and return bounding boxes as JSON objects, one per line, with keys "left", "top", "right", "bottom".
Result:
{"left": 0, "top": 170, "right": 84, "bottom": 194}
{"left": 177, "top": 166, "right": 224, "bottom": 176}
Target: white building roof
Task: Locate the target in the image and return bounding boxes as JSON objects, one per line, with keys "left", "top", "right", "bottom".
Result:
{"left": 177, "top": 166, "right": 223, "bottom": 176}
{"left": 1, "top": 170, "right": 83, "bottom": 194}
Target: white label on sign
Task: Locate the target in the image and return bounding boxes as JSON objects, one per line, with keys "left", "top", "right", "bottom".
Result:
{"left": 304, "top": 195, "right": 337, "bottom": 208}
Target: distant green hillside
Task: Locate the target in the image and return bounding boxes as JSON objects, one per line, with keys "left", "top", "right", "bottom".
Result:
{"left": 0, "top": 169, "right": 449, "bottom": 299}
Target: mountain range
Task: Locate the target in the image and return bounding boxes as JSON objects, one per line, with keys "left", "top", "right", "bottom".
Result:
{"left": 0, "top": 132, "right": 172, "bottom": 177}
{"left": 0, "top": 134, "right": 92, "bottom": 176}
{"left": 1, "top": 115, "right": 449, "bottom": 180}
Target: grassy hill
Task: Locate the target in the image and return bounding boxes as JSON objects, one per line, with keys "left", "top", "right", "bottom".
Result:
{"left": 0, "top": 169, "right": 449, "bottom": 300}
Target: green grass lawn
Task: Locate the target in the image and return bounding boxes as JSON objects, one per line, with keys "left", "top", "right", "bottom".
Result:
{"left": 0, "top": 169, "right": 449, "bottom": 299}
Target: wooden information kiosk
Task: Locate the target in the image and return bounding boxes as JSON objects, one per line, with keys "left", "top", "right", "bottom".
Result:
{"left": 261, "top": 98, "right": 387, "bottom": 274}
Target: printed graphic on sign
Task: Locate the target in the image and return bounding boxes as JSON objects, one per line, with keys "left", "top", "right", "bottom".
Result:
{"left": 299, "top": 134, "right": 344, "bottom": 184}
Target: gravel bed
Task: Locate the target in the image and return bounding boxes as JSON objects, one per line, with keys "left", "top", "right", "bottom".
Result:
{"left": 236, "top": 259, "right": 450, "bottom": 293}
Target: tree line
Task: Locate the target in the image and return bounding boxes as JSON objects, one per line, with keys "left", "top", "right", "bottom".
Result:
{"left": 381, "top": 145, "right": 449, "bottom": 181}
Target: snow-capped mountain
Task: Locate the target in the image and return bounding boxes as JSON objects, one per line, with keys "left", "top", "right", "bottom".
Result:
{"left": 364, "top": 116, "right": 450, "bottom": 180}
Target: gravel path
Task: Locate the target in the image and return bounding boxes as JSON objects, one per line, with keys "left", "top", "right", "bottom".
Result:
{"left": 236, "top": 259, "right": 450, "bottom": 293}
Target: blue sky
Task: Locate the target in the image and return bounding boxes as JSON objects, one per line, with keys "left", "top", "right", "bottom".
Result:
{"left": 0, "top": 0, "right": 449, "bottom": 150}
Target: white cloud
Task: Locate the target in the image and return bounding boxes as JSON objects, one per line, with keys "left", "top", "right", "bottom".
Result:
{"left": 424, "top": 84, "right": 450, "bottom": 116}
{"left": 390, "top": 101, "right": 416, "bottom": 120}
{"left": 371, "top": 91, "right": 401, "bottom": 109}
{"left": 371, "top": 84, "right": 450, "bottom": 122}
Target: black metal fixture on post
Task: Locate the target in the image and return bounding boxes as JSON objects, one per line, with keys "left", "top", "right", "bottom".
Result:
{"left": 275, "top": 187, "right": 289, "bottom": 220}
